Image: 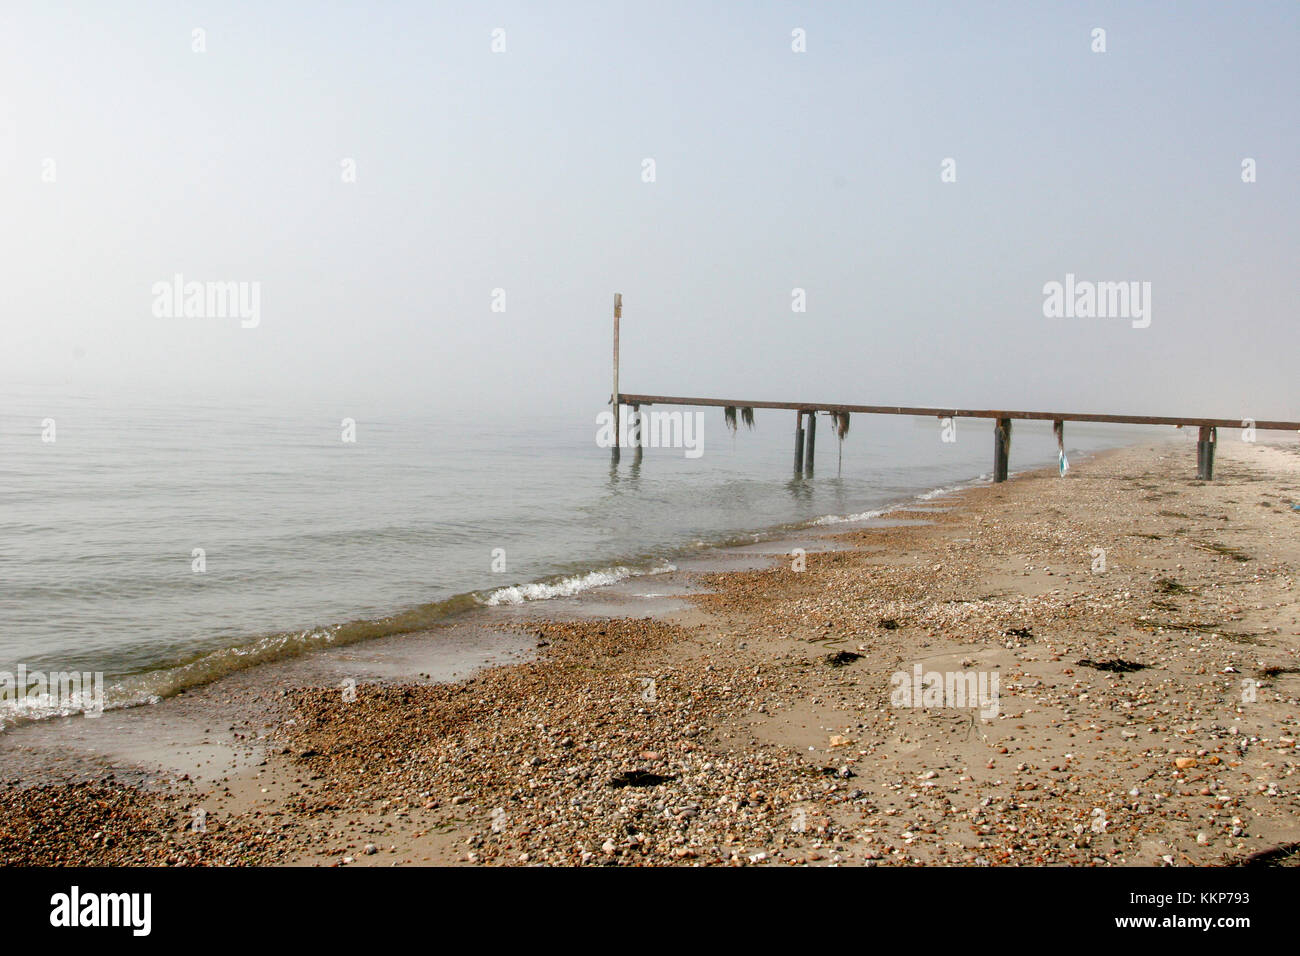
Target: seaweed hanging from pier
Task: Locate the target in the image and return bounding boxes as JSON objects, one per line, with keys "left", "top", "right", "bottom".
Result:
{"left": 833, "top": 412, "right": 850, "bottom": 473}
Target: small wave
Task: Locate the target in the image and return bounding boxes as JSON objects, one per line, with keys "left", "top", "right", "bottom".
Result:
{"left": 915, "top": 484, "right": 963, "bottom": 501}
{"left": 811, "top": 509, "right": 885, "bottom": 526}
{"left": 0, "top": 597, "right": 486, "bottom": 731}
{"left": 812, "top": 477, "right": 980, "bottom": 526}
{"left": 2, "top": 560, "right": 684, "bottom": 730}
{"left": 482, "top": 563, "right": 675, "bottom": 606}
{"left": 0, "top": 691, "right": 105, "bottom": 730}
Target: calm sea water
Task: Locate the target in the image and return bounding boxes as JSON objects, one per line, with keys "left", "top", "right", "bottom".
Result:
{"left": 0, "top": 390, "right": 1163, "bottom": 722}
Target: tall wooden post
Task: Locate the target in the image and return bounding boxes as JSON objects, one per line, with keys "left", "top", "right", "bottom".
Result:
{"left": 1053, "top": 419, "right": 1067, "bottom": 476}
{"left": 794, "top": 411, "right": 805, "bottom": 473}
{"left": 1197, "top": 425, "right": 1217, "bottom": 480}
{"left": 612, "top": 293, "right": 622, "bottom": 447}
{"left": 804, "top": 410, "right": 817, "bottom": 473}
{"left": 993, "top": 418, "right": 1012, "bottom": 483}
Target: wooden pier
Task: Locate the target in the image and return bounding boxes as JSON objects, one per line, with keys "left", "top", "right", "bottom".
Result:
{"left": 608, "top": 295, "right": 1300, "bottom": 481}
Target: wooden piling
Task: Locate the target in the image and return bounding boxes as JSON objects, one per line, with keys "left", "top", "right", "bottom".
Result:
{"left": 804, "top": 410, "right": 817, "bottom": 473}
{"left": 794, "top": 411, "right": 805, "bottom": 472}
{"left": 993, "top": 418, "right": 1012, "bottom": 483}
{"left": 631, "top": 403, "right": 642, "bottom": 463}
{"left": 1197, "top": 425, "right": 1217, "bottom": 480}
{"left": 612, "top": 294, "right": 622, "bottom": 454}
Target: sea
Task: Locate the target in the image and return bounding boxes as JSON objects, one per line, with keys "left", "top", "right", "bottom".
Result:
{"left": 0, "top": 388, "right": 1168, "bottom": 727}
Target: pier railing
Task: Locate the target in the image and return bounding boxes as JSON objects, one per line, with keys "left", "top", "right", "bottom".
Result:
{"left": 608, "top": 295, "right": 1299, "bottom": 481}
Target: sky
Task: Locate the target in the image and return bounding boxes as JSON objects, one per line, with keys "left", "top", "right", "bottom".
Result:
{"left": 2, "top": 1, "right": 1296, "bottom": 422}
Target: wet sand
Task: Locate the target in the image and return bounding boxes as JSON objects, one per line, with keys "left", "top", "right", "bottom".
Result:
{"left": 2, "top": 438, "right": 1298, "bottom": 866}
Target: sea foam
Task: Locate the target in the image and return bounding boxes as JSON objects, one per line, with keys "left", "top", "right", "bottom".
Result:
{"left": 483, "top": 563, "right": 675, "bottom": 606}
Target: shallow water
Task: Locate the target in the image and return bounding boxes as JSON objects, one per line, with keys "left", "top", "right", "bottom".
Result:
{"left": 0, "top": 388, "right": 1166, "bottom": 722}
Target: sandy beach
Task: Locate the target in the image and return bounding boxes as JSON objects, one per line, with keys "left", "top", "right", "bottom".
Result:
{"left": 3, "top": 437, "right": 1298, "bottom": 866}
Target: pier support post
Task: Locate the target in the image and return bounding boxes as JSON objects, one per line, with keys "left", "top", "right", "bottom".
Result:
{"left": 630, "top": 403, "right": 642, "bottom": 463}
{"left": 804, "top": 410, "right": 817, "bottom": 474}
{"left": 1197, "top": 425, "right": 1217, "bottom": 480}
{"left": 794, "top": 411, "right": 805, "bottom": 473}
{"left": 993, "top": 417, "right": 1012, "bottom": 483}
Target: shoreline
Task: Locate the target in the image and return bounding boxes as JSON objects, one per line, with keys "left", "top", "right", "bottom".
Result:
{"left": 2, "top": 438, "right": 1298, "bottom": 866}
{"left": 0, "top": 459, "right": 1003, "bottom": 733}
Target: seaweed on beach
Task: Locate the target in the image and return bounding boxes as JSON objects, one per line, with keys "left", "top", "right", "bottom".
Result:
{"left": 824, "top": 650, "right": 862, "bottom": 667}
{"left": 1077, "top": 658, "right": 1147, "bottom": 673}
{"left": 1004, "top": 627, "right": 1033, "bottom": 639}
{"left": 878, "top": 617, "right": 900, "bottom": 630}
{"left": 1134, "top": 617, "right": 1260, "bottom": 643}
{"left": 1218, "top": 632, "right": 1264, "bottom": 645}
{"left": 1155, "top": 577, "right": 1190, "bottom": 594}
{"left": 1135, "top": 617, "right": 1205, "bottom": 632}
{"left": 1197, "top": 542, "right": 1251, "bottom": 562}
{"left": 1231, "top": 842, "right": 1300, "bottom": 867}
{"left": 1258, "top": 665, "right": 1300, "bottom": 680}
{"left": 609, "top": 771, "right": 676, "bottom": 789}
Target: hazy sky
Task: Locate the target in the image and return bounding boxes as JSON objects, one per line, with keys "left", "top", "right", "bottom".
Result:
{"left": 3, "top": 2, "right": 1296, "bottom": 421}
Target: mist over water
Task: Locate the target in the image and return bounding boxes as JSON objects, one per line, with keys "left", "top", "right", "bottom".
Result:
{"left": 0, "top": 386, "right": 1170, "bottom": 717}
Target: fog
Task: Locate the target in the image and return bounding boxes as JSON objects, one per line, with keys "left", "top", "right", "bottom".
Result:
{"left": 3, "top": 1, "right": 1296, "bottom": 422}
